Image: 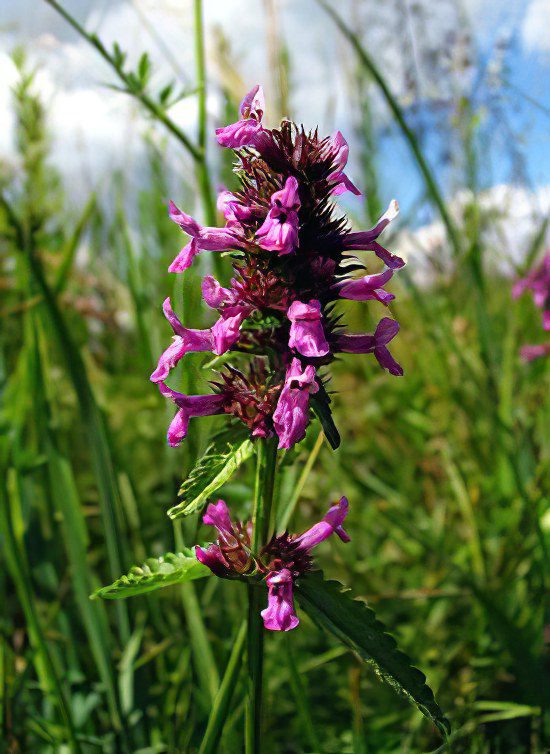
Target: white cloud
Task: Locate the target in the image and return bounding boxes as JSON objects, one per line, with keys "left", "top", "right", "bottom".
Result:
{"left": 398, "top": 184, "right": 550, "bottom": 283}
{"left": 522, "top": 0, "right": 550, "bottom": 54}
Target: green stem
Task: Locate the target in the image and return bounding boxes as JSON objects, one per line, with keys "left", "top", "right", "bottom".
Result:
{"left": 193, "top": 0, "right": 216, "bottom": 227}
{"left": 251, "top": 437, "right": 278, "bottom": 553}
{"left": 246, "top": 438, "right": 278, "bottom": 754}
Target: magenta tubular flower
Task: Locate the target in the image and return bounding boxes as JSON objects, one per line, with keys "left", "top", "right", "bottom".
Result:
{"left": 157, "top": 382, "right": 226, "bottom": 446}
{"left": 210, "top": 311, "right": 247, "bottom": 353}
{"left": 150, "top": 298, "right": 215, "bottom": 382}
{"left": 168, "top": 200, "right": 243, "bottom": 272}
{"left": 151, "top": 297, "right": 247, "bottom": 383}
{"left": 343, "top": 200, "right": 404, "bottom": 269}
{"left": 336, "top": 317, "right": 403, "bottom": 376}
{"left": 293, "top": 496, "right": 351, "bottom": 550}
{"left": 287, "top": 300, "right": 330, "bottom": 357}
{"left": 272, "top": 358, "right": 319, "bottom": 449}
{"left": 334, "top": 268, "right": 395, "bottom": 305}
{"left": 216, "top": 85, "right": 265, "bottom": 148}
{"left": 260, "top": 496, "right": 350, "bottom": 631}
{"left": 256, "top": 176, "right": 301, "bottom": 255}
{"left": 325, "top": 131, "right": 361, "bottom": 196}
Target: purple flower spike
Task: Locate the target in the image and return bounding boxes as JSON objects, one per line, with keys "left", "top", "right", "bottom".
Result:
{"left": 216, "top": 85, "right": 265, "bottom": 148}
{"left": 150, "top": 298, "right": 214, "bottom": 382}
{"left": 158, "top": 383, "right": 226, "bottom": 446}
{"left": 260, "top": 569, "right": 300, "bottom": 631}
{"left": 287, "top": 300, "right": 330, "bottom": 357}
{"left": 336, "top": 317, "right": 403, "bottom": 376}
{"left": 334, "top": 268, "right": 395, "bottom": 305}
{"left": 294, "top": 496, "right": 350, "bottom": 551}
{"left": 157, "top": 85, "right": 407, "bottom": 450}
{"left": 168, "top": 200, "right": 243, "bottom": 272}
{"left": 256, "top": 176, "right": 301, "bottom": 255}
{"left": 326, "top": 131, "right": 361, "bottom": 196}
{"left": 343, "top": 200, "right": 404, "bottom": 269}
{"left": 273, "top": 358, "right": 318, "bottom": 449}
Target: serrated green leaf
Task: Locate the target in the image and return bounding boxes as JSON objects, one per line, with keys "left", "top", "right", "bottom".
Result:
{"left": 91, "top": 550, "right": 211, "bottom": 600}
{"left": 168, "top": 429, "right": 254, "bottom": 519}
{"left": 295, "top": 571, "right": 450, "bottom": 736}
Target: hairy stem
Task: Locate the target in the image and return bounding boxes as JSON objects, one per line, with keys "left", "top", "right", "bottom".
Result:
{"left": 246, "top": 437, "right": 278, "bottom": 754}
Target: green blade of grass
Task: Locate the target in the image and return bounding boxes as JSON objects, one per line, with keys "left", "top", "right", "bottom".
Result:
{"left": 198, "top": 620, "right": 247, "bottom": 754}
{"left": 0, "top": 469, "right": 82, "bottom": 754}
{"left": 31, "top": 314, "right": 126, "bottom": 731}
{"left": 284, "top": 634, "right": 322, "bottom": 754}
{"left": 26, "top": 246, "right": 131, "bottom": 644}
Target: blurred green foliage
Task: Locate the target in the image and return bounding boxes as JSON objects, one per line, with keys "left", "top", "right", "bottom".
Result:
{"left": 0, "top": 19, "right": 548, "bottom": 754}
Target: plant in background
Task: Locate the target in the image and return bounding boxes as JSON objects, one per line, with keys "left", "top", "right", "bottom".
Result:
{"left": 513, "top": 252, "right": 550, "bottom": 361}
{"left": 95, "top": 86, "right": 449, "bottom": 752}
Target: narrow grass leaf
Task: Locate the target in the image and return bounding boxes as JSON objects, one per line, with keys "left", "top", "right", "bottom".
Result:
{"left": 0, "top": 470, "right": 82, "bottom": 753}
{"left": 198, "top": 620, "right": 247, "bottom": 754}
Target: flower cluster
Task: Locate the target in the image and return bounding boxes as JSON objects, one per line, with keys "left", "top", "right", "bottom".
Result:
{"left": 153, "top": 85, "right": 404, "bottom": 449}
{"left": 196, "top": 496, "right": 350, "bottom": 631}
{"left": 513, "top": 253, "right": 550, "bottom": 362}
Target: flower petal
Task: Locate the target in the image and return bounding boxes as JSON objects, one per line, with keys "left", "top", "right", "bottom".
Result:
{"left": 287, "top": 300, "right": 329, "bottom": 358}
{"left": 169, "top": 239, "right": 200, "bottom": 272}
